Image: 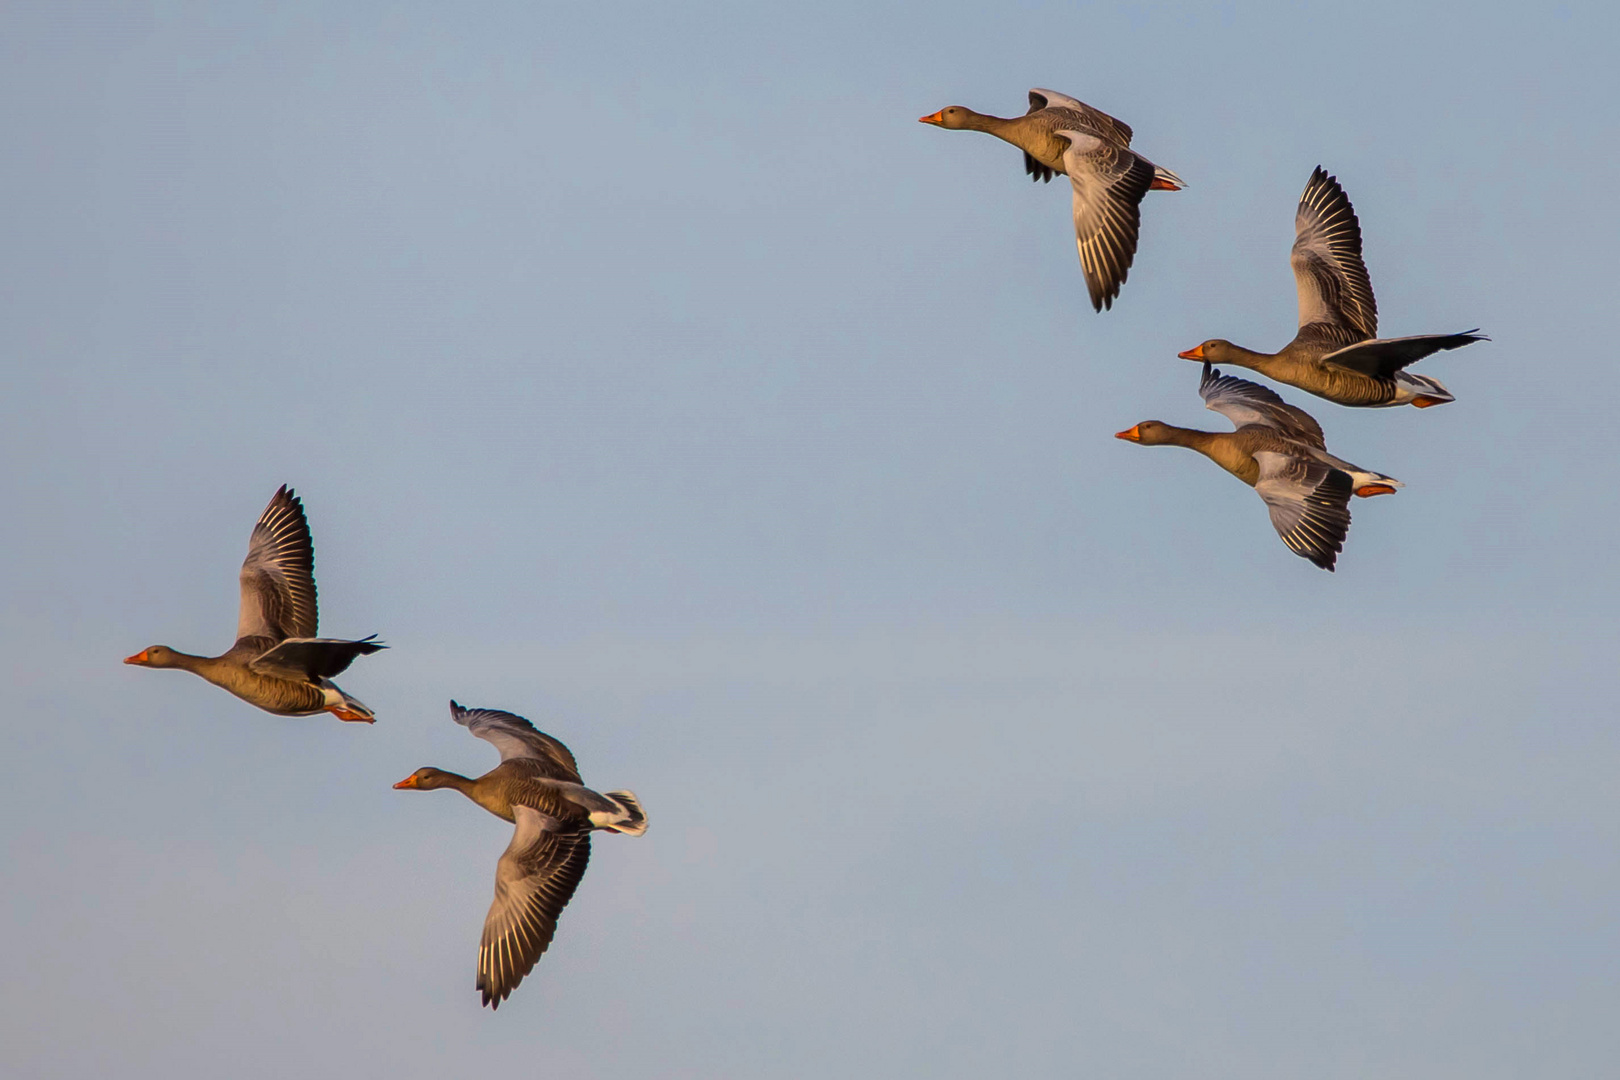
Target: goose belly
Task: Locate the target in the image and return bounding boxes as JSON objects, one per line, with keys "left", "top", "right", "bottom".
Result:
{"left": 207, "top": 667, "right": 325, "bottom": 715}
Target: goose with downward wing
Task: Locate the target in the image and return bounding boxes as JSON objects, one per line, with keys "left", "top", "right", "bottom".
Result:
{"left": 1116, "top": 364, "right": 1403, "bottom": 571}
{"left": 920, "top": 88, "right": 1185, "bottom": 312}
{"left": 393, "top": 702, "right": 647, "bottom": 1009}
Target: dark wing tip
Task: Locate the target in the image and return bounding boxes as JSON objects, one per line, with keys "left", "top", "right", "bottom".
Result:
{"left": 479, "top": 977, "right": 504, "bottom": 1009}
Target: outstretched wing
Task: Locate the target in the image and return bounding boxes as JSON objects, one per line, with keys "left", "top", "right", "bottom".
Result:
{"left": 478, "top": 807, "right": 591, "bottom": 1010}
{"left": 1199, "top": 363, "right": 1326, "bottom": 449}
{"left": 1253, "top": 452, "right": 1353, "bottom": 571}
{"left": 1319, "top": 331, "right": 1487, "bottom": 378}
{"left": 248, "top": 635, "right": 385, "bottom": 679}
{"left": 450, "top": 701, "right": 582, "bottom": 782}
{"left": 1060, "top": 131, "right": 1156, "bottom": 312}
{"left": 236, "top": 485, "right": 318, "bottom": 644}
{"left": 1291, "top": 167, "right": 1378, "bottom": 343}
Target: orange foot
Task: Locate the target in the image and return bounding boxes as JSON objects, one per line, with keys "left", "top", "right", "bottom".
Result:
{"left": 1149, "top": 177, "right": 1182, "bottom": 191}
{"left": 330, "top": 707, "right": 375, "bottom": 724}
{"left": 1411, "top": 396, "right": 1447, "bottom": 408}
{"left": 1355, "top": 484, "right": 1398, "bottom": 498}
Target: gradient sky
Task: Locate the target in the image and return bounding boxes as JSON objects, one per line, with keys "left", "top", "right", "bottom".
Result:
{"left": 3, "top": 1, "right": 1618, "bottom": 1076}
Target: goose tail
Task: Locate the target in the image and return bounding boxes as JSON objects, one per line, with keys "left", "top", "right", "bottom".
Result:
{"left": 595, "top": 791, "right": 648, "bottom": 836}
{"left": 1150, "top": 164, "right": 1186, "bottom": 191}
{"left": 323, "top": 682, "right": 376, "bottom": 723}
{"left": 1397, "top": 372, "right": 1456, "bottom": 409}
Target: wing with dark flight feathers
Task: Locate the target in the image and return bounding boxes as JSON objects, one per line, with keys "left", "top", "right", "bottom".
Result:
{"left": 1199, "top": 363, "right": 1326, "bottom": 449}
{"left": 1253, "top": 453, "right": 1353, "bottom": 571}
{"left": 1291, "top": 167, "right": 1378, "bottom": 341}
{"left": 236, "top": 485, "right": 318, "bottom": 644}
{"left": 249, "top": 635, "right": 386, "bottom": 679}
{"left": 450, "top": 701, "right": 582, "bottom": 782}
{"left": 1319, "top": 331, "right": 1488, "bottom": 377}
{"left": 1060, "top": 130, "right": 1155, "bottom": 312}
{"left": 477, "top": 809, "right": 591, "bottom": 1009}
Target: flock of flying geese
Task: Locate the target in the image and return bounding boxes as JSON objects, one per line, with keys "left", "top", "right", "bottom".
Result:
{"left": 923, "top": 89, "right": 1484, "bottom": 570}
{"left": 122, "top": 87, "right": 1485, "bottom": 1013}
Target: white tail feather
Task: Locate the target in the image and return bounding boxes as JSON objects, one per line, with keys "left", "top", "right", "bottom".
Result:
{"left": 593, "top": 790, "right": 647, "bottom": 835}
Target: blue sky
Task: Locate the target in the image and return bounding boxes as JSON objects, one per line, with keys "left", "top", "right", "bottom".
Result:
{"left": 3, "top": 1, "right": 1618, "bottom": 1076}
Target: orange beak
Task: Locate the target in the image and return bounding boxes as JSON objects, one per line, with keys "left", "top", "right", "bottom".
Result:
{"left": 124, "top": 649, "right": 149, "bottom": 665}
{"left": 392, "top": 775, "right": 419, "bottom": 789}
{"left": 1115, "top": 425, "right": 1142, "bottom": 442}
{"left": 918, "top": 111, "right": 944, "bottom": 125}
{"left": 1177, "top": 345, "right": 1205, "bottom": 361}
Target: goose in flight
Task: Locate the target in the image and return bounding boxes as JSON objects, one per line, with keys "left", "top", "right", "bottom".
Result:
{"left": 1116, "top": 363, "right": 1401, "bottom": 570}
{"left": 920, "top": 88, "right": 1184, "bottom": 312}
{"left": 124, "top": 485, "right": 383, "bottom": 720}
{"left": 1178, "top": 167, "right": 1485, "bottom": 407}
{"left": 394, "top": 702, "right": 647, "bottom": 1009}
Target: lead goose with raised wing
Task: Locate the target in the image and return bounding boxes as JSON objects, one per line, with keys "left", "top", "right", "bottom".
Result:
{"left": 124, "top": 485, "right": 384, "bottom": 721}
{"left": 1179, "top": 167, "right": 1485, "bottom": 407}
{"left": 1117, "top": 363, "right": 1401, "bottom": 571}
{"left": 394, "top": 702, "right": 647, "bottom": 1009}
{"left": 920, "top": 88, "right": 1185, "bottom": 311}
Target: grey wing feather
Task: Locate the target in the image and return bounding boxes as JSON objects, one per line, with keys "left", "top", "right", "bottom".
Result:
{"left": 477, "top": 807, "right": 591, "bottom": 1009}
{"left": 1198, "top": 363, "right": 1326, "bottom": 448}
{"left": 1319, "top": 331, "right": 1488, "bottom": 377}
{"left": 1253, "top": 452, "right": 1352, "bottom": 571}
{"left": 1061, "top": 131, "right": 1155, "bottom": 312}
{"left": 236, "top": 485, "right": 318, "bottom": 643}
{"left": 1291, "top": 167, "right": 1378, "bottom": 341}
{"left": 450, "top": 701, "right": 582, "bottom": 781}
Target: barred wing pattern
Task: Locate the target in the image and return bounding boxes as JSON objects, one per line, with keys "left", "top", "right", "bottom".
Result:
{"left": 1061, "top": 131, "right": 1156, "bottom": 312}
{"left": 1291, "top": 167, "right": 1378, "bottom": 343}
{"left": 478, "top": 808, "right": 591, "bottom": 1010}
{"left": 1253, "top": 452, "right": 1353, "bottom": 571}
{"left": 236, "top": 485, "right": 318, "bottom": 643}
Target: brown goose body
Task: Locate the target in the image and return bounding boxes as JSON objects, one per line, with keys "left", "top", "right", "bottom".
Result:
{"left": 137, "top": 640, "right": 332, "bottom": 716}
{"left": 1141, "top": 424, "right": 1295, "bottom": 488}
{"left": 920, "top": 88, "right": 1184, "bottom": 311}
{"left": 402, "top": 759, "right": 600, "bottom": 826}
{"left": 394, "top": 702, "right": 647, "bottom": 1010}
{"left": 1180, "top": 167, "right": 1484, "bottom": 407}
{"left": 124, "top": 486, "right": 384, "bottom": 722}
